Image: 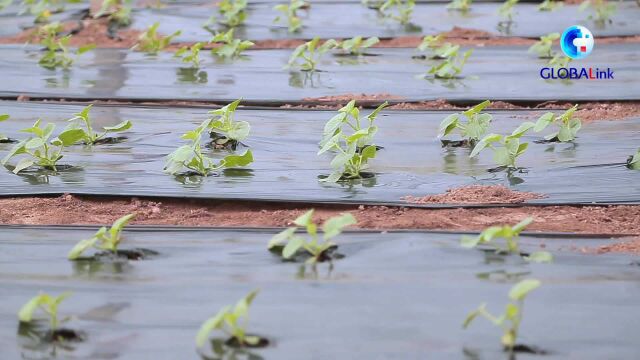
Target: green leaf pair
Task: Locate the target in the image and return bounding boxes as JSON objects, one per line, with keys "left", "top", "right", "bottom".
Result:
{"left": 268, "top": 209, "right": 356, "bottom": 263}
{"left": 207, "top": 99, "right": 251, "bottom": 142}
{"left": 210, "top": 29, "right": 254, "bottom": 59}
{"left": 196, "top": 290, "right": 261, "bottom": 348}
{"left": 528, "top": 32, "right": 560, "bottom": 58}
{"left": 339, "top": 36, "right": 380, "bottom": 56}
{"left": 427, "top": 49, "right": 473, "bottom": 79}
{"left": 537, "top": 0, "right": 562, "bottom": 11}
{"left": 94, "top": 0, "right": 133, "bottom": 26}
{"left": 287, "top": 37, "right": 339, "bottom": 72}
{"left": 533, "top": 105, "right": 581, "bottom": 142}
{"left": 447, "top": 0, "right": 472, "bottom": 12}
{"left": 67, "top": 213, "right": 135, "bottom": 259}
{"left": 63, "top": 104, "right": 133, "bottom": 145}
{"left": 209, "top": 0, "right": 247, "bottom": 28}
{"left": 273, "top": 0, "right": 306, "bottom": 33}
{"left": 469, "top": 121, "right": 535, "bottom": 168}
{"left": 37, "top": 22, "right": 96, "bottom": 70}
{"left": 439, "top": 100, "right": 492, "bottom": 143}
{"left": 175, "top": 42, "right": 204, "bottom": 68}
{"left": 627, "top": 149, "right": 640, "bottom": 170}
{"left": 417, "top": 35, "right": 460, "bottom": 60}
{"left": 379, "top": 0, "right": 415, "bottom": 25}
{"left": 134, "top": 22, "right": 181, "bottom": 54}
{"left": 18, "top": 292, "right": 72, "bottom": 331}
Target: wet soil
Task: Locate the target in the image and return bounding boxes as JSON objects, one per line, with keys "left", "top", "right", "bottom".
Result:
{"left": 0, "top": 195, "right": 639, "bottom": 237}
{"left": 403, "top": 185, "right": 545, "bottom": 204}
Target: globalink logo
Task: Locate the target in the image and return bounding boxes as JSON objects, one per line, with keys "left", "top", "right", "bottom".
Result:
{"left": 539, "top": 25, "right": 614, "bottom": 80}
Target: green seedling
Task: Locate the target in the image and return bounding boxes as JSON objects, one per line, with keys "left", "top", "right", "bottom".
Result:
{"left": 339, "top": 36, "right": 379, "bottom": 56}
{"left": 38, "top": 22, "right": 95, "bottom": 70}
{"left": 18, "top": 0, "right": 79, "bottom": 23}
{"left": 320, "top": 100, "right": 387, "bottom": 150}
{"left": 207, "top": 0, "right": 247, "bottom": 28}
{"left": 0, "top": 114, "right": 9, "bottom": 141}
{"left": 498, "top": 0, "right": 518, "bottom": 23}
{"left": 528, "top": 32, "right": 560, "bottom": 58}
{"left": 379, "top": 0, "right": 415, "bottom": 25}
{"left": 67, "top": 213, "right": 135, "bottom": 260}
{"left": 464, "top": 279, "right": 541, "bottom": 353}
{"left": 1, "top": 120, "right": 85, "bottom": 174}
{"left": 18, "top": 292, "right": 72, "bottom": 333}
{"left": 94, "top": 0, "right": 132, "bottom": 26}
{"left": 417, "top": 35, "right": 460, "bottom": 59}
{"left": 268, "top": 210, "right": 356, "bottom": 263}
{"left": 318, "top": 137, "right": 378, "bottom": 182}
{"left": 627, "top": 149, "right": 640, "bottom": 170}
{"left": 439, "top": 100, "right": 492, "bottom": 145}
{"left": 537, "top": 0, "right": 561, "bottom": 11}
{"left": 209, "top": 29, "right": 254, "bottom": 58}
{"left": 207, "top": 99, "right": 250, "bottom": 148}
{"left": 133, "top": 22, "right": 181, "bottom": 54}
{"left": 533, "top": 105, "right": 581, "bottom": 142}
{"left": 427, "top": 49, "right": 473, "bottom": 79}
{"left": 175, "top": 42, "right": 204, "bottom": 68}
{"left": 196, "top": 290, "right": 265, "bottom": 349}
{"left": 579, "top": 0, "right": 616, "bottom": 25}
{"left": 470, "top": 122, "right": 534, "bottom": 168}
{"left": 447, "top": 0, "right": 472, "bottom": 12}
{"left": 63, "top": 104, "right": 132, "bottom": 145}
{"left": 273, "top": 0, "right": 306, "bottom": 33}
{"left": 287, "top": 37, "right": 339, "bottom": 71}
{"left": 461, "top": 218, "right": 553, "bottom": 262}
{"left": 547, "top": 53, "right": 572, "bottom": 70}
{"left": 164, "top": 118, "right": 253, "bottom": 176}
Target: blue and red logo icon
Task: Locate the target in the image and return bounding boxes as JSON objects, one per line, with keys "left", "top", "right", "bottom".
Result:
{"left": 560, "top": 25, "right": 594, "bottom": 59}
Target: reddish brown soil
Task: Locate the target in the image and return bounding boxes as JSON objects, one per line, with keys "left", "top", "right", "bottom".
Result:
{"left": 301, "top": 93, "right": 405, "bottom": 103}
{"left": 403, "top": 185, "right": 545, "bottom": 204}
{"left": 0, "top": 18, "right": 141, "bottom": 48}
{"left": 0, "top": 195, "right": 639, "bottom": 237}
{"left": 592, "top": 238, "right": 640, "bottom": 255}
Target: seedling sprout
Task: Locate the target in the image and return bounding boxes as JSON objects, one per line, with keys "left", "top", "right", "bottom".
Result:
{"left": 63, "top": 104, "right": 133, "bottom": 145}
{"left": 1, "top": 119, "right": 85, "bottom": 174}
{"left": 528, "top": 32, "right": 560, "bottom": 58}
{"left": 439, "top": 100, "right": 492, "bottom": 146}
{"left": 579, "top": 0, "right": 616, "bottom": 25}
{"left": 175, "top": 42, "right": 204, "bottom": 68}
{"left": 461, "top": 218, "right": 553, "bottom": 262}
{"left": 207, "top": 0, "right": 247, "bottom": 28}
{"left": 537, "top": 0, "right": 561, "bottom": 11}
{"left": 464, "top": 279, "right": 542, "bottom": 353}
{"left": 427, "top": 49, "right": 473, "bottom": 79}
{"left": 469, "top": 122, "right": 535, "bottom": 169}
{"left": 268, "top": 209, "right": 356, "bottom": 263}
{"left": 94, "top": 0, "right": 132, "bottom": 26}
{"left": 417, "top": 34, "right": 460, "bottom": 60}
{"left": 497, "top": 0, "right": 519, "bottom": 24}
{"left": 67, "top": 213, "right": 136, "bottom": 259}
{"left": 533, "top": 105, "right": 581, "bottom": 142}
{"left": 379, "top": 0, "right": 415, "bottom": 25}
{"left": 37, "top": 22, "right": 95, "bottom": 70}
{"left": 287, "top": 37, "right": 339, "bottom": 71}
{"left": 209, "top": 29, "right": 254, "bottom": 58}
{"left": 627, "top": 149, "right": 640, "bottom": 170}
{"left": 133, "top": 22, "right": 181, "bottom": 54}
{"left": 447, "top": 0, "right": 472, "bottom": 12}
{"left": 320, "top": 100, "right": 387, "bottom": 150}
{"left": 273, "top": 0, "right": 307, "bottom": 33}
{"left": 196, "top": 290, "right": 267, "bottom": 349}
{"left": 547, "top": 53, "right": 572, "bottom": 70}
{"left": 18, "top": 292, "right": 73, "bottom": 335}
{"left": 339, "top": 36, "right": 380, "bottom": 56}
{"left": 207, "top": 99, "right": 251, "bottom": 149}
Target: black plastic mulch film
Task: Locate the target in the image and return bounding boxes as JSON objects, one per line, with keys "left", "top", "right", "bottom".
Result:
{"left": 1, "top": 2, "right": 640, "bottom": 38}
{"left": 0, "top": 45, "right": 638, "bottom": 102}
{"left": 0, "top": 101, "right": 638, "bottom": 205}
{"left": 1, "top": 226, "right": 639, "bottom": 359}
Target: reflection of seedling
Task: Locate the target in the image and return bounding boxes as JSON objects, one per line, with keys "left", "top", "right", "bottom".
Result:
{"left": 273, "top": 0, "right": 306, "bottom": 33}
{"left": 537, "top": 0, "right": 561, "bottom": 11}
{"left": 94, "top": 0, "right": 132, "bottom": 26}
{"left": 320, "top": 100, "right": 387, "bottom": 150}
{"left": 498, "top": 0, "right": 518, "bottom": 23}
{"left": 533, "top": 105, "right": 581, "bottom": 142}
{"left": 470, "top": 122, "right": 534, "bottom": 168}
{"left": 208, "top": 0, "right": 247, "bottom": 28}
{"left": 528, "top": 32, "right": 559, "bottom": 58}
{"left": 579, "top": 0, "right": 616, "bottom": 25}
{"left": 547, "top": 54, "right": 572, "bottom": 70}
{"left": 464, "top": 279, "right": 541, "bottom": 353}
{"left": 164, "top": 118, "right": 253, "bottom": 176}
{"left": 38, "top": 22, "right": 95, "bottom": 70}
{"left": 461, "top": 218, "right": 553, "bottom": 262}
{"left": 209, "top": 29, "right": 254, "bottom": 58}
{"left": 447, "top": 0, "right": 472, "bottom": 12}
{"left": 196, "top": 290, "right": 267, "bottom": 349}
{"left": 2, "top": 120, "right": 85, "bottom": 174}
{"left": 268, "top": 209, "right": 356, "bottom": 263}
{"left": 0, "top": 114, "right": 9, "bottom": 141}
{"left": 175, "top": 42, "right": 204, "bottom": 68}
{"left": 439, "top": 100, "right": 492, "bottom": 146}
{"left": 67, "top": 214, "right": 135, "bottom": 260}
{"left": 339, "top": 36, "right": 379, "bottom": 56}
{"left": 627, "top": 149, "right": 640, "bottom": 170}
{"left": 287, "top": 37, "right": 339, "bottom": 71}
{"left": 133, "top": 22, "right": 181, "bottom": 54}
{"left": 417, "top": 34, "right": 460, "bottom": 59}
{"left": 379, "top": 0, "right": 415, "bottom": 25}
{"left": 207, "top": 99, "right": 250, "bottom": 149}
{"left": 19, "top": 292, "right": 73, "bottom": 339}
{"left": 63, "top": 104, "right": 132, "bottom": 145}
{"left": 427, "top": 49, "right": 472, "bottom": 79}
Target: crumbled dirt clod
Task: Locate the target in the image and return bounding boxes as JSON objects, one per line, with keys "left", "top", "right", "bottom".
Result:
{"left": 592, "top": 237, "right": 640, "bottom": 255}
{"left": 302, "top": 93, "right": 404, "bottom": 103}
{"left": 403, "top": 185, "right": 546, "bottom": 204}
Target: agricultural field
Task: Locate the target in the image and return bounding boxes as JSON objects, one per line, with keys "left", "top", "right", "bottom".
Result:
{"left": 0, "top": 0, "right": 639, "bottom": 359}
